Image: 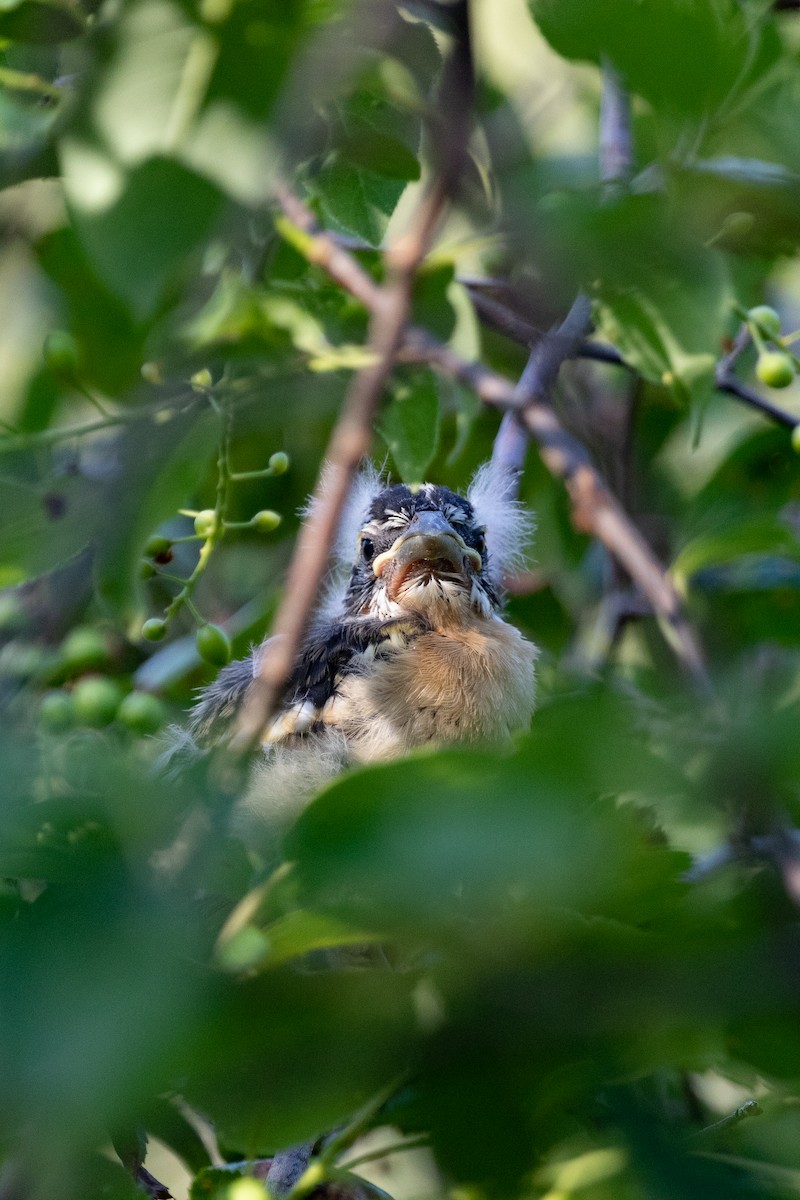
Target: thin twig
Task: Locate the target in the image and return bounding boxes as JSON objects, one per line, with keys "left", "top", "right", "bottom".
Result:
{"left": 339, "top": 1135, "right": 431, "bottom": 1172}
{"left": 599, "top": 58, "right": 633, "bottom": 193}
{"left": 233, "top": 2, "right": 474, "bottom": 750}
{"left": 468, "top": 286, "right": 800, "bottom": 430}
{"left": 135, "top": 1166, "right": 173, "bottom": 1199}
{"left": 690, "top": 1100, "right": 762, "bottom": 1140}
{"left": 464, "top": 287, "right": 627, "bottom": 366}
{"left": 490, "top": 293, "right": 595, "bottom": 484}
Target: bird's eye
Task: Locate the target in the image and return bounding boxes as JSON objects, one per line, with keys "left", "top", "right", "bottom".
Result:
{"left": 361, "top": 537, "right": 375, "bottom": 563}
{"left": 474, "top": 530, "right": 486, "bottom": 554}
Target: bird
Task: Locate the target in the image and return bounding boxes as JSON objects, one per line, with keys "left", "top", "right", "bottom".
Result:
{"left": 187, "top": 462, "right": 538, "bottom": 849}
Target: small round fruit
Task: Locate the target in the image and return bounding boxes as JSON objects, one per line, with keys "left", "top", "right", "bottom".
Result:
{"left": 216, "top": 925, "right": 271, "bottom": 973}
{"left": 748, "top": 305, "right": 782, "bottom": 340}
{"left": 142, "top": 618, "right": 168, "bottom": 642}
{"left": 268, "top": 451, "right": 289, "bottom": 475}
{"left": 138, "top": 559, "right": 157, "bottom": 580}
{"left": 191, "top": 368, "right": 213, "bottom": 392}
{"left": 251, "top": 509, "right": 281, "bottom": 533}
{"left": 118, "top": 691, "right": 166, "bottom": 735}
{"left": 226, "top": 1179, "right": 268, "bottom": 1200}
{"left": 144, "top": 534, "right": 172, "bottom": 558}
{"left": 72, "top": 676, "right": 122, "bottom": 728}
{"left": 756, "top": 351, "right": 795, "bottom": 389}
{"left": 196, "top": 623, "right": 231, "bottom": 666}
{"left": 194, "top": 510, "right": 218, "bottom": 538}
{"left": 61, "top": 626, "right": 109, "bottom": 671}
{"left": 39, "top": 690, "right": 75, "bottom": 732}
{"left": 43, "top": 330, "right": 80, "bottom": 378}
{"left": 140, "top": 361, "right": 162, "bottom": 385}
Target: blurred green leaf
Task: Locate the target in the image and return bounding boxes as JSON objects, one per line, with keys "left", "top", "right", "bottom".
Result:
{"left": 378, "top": 369, "right": 441, "bottom": 483}
{"left": 0, "top": 0, "right": 83, "bottom": 43}
{"left": 66, "top": 156, "right": 223, "bottom": 318}
{"left": 95, "top": 403, "right": 218, "bottom": 618}
{"left": 313, "top": 153, "right": 406, "bottom": 246}
{"left": 529, "top": 0, "right": 777, "bottom": 119}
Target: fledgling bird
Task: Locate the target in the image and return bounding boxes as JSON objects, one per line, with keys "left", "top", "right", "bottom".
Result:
{"left": 188, "top": 463, "right": 538, "bottom": 845}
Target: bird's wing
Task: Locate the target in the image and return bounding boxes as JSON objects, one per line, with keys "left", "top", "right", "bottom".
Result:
{"left": 189, "top": 617, "right": 428, "bottom": 747}
{"left": 188, "top": 649, "right": 262, "bottom": 746}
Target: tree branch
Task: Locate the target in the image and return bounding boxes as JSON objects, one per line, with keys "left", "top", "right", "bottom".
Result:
{"left": 266, "top": 1141, "right": 316, "bottom": 1198}
{"left": 463, "top": 286, "right": 627, "bottom": 366}
{"left": 599, "top": 58, "right": 633, "bottom": 193}
{"left": 232, "top": 1, "right": 474, "bottom": 749}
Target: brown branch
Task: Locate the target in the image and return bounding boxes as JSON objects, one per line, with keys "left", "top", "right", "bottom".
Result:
{"left": 265, "top": 1141, "right": 316, "bottom": 1198}
{"left": 233, "top": 2, "right": 474, "bottom": 749}
{"left": 464, "top": 285, "right": 627, "bottom": 366}
{"left": 599, "top": 58, "right": 633, "bottom": 193}
{"left": 489, "top": 294, "right": 595, "bottom": 484}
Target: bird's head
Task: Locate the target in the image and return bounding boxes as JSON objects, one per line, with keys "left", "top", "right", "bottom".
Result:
{"left": 340, "top": 476, "right": 520, "bottom": 625}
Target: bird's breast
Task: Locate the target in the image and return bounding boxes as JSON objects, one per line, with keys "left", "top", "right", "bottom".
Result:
{"left": 326, "top": 616, "right": 537, "bottom": 760}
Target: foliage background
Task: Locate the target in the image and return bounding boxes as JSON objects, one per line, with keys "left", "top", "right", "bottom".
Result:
{"left": 4, "top": 0, "right": 800, "bottom": 1198}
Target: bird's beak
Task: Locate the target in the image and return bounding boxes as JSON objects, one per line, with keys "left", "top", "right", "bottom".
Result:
{"left": 372, "top": 510, "right": 482, "bottom": 593}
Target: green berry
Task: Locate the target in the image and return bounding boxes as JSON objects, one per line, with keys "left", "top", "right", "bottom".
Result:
{"left": 191, "top": 368, "right": 213, "bottom": 392}
{"left": 748, "top": 305, "right": 782, "bottom": 340}
{"left": 72, "top": 676, "right": 122, "bottom": 728}
{"left": 142, "top": 618, "right": 168, "bottom": 642}
{"left": 251, "top": 509, "right": 282, "bottom": 533}
{"left": 140, "top": 361, "right": 162, "bottom": 385}
{"left": 61, "top": 626, "right": 109, "bottom": 671}
{"left": 196, "top": 623, "right": 231, "bottom": 666}
{"left": 226, "top": 1179, "right": 268, "bottom": 1200}
{"left": 39, "top": 690, "right": 75, "bottom": 732}
{"left": 268, "top": 451, "right": 289, "bottom": 475}
{"left": 118, "top": 691, "right": 166, "bottom": 735}
{"left": 144, "top": 535, "right": 172, "bottom": 558}
{"left": 194, "top": 510, "right": 218, "bottom": 538}
{"left": 43, "top": 330, "right": 80, "bottom": 378}
{"left": 138, "top": 559, "right": 157, "bottom": 580}
{"left": 756, "top": 351, "right": 795, "bottom": 389}
{"left": 216, "top": 926, "right": 271, "bottom": 973}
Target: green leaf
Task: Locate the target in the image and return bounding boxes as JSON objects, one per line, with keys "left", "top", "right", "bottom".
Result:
{"left": 313, "top": 153, "right": 406, "bottom": 247}
{"left": 0, "top": 0, "right": 83, "bottom": 43}
{"left": 673, "top": 517, "right": 800, "bottom": 589}
{"left": 378, "top": 369, "right": 440, "bottom": 483}
{"left": 331, "top": 85, "right": 421, "bottom": 183}
{"left": 36, "top": 228, "right": 148, "bottom": 395}
{"left": 0, "top": 452, "right": 105, "bottom": 584}
{"left": 184, "top": 969, "right": 415, "bottom": 1155}
{"left": 205, "top": 0, "right": 307, "bottom": 121}
{"left": 265, "top": 909, "right": 381, "bottom": 967}
{"left": 529, "top": 0, "right": 773, "bottom": 119}
{"left": 189, "top": 1165, "right": 245, "bottom": 1200}
{"left": 65, "top": 155, "right": 223, "bottom": 318}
